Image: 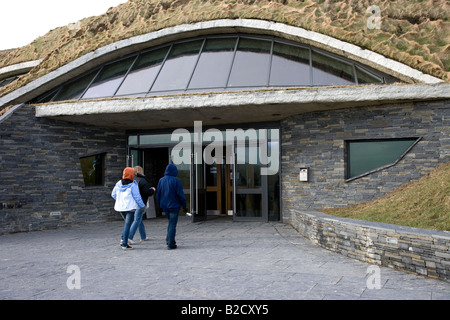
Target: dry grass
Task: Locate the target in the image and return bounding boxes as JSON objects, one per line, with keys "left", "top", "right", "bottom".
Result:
{"left": 321, "top": 161, "right": 450, "bottom": 231}
{"left": 0, "top": 0, "right": 449, "bottom": 108}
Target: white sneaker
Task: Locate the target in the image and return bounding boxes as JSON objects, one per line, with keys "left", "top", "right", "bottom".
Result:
{"left": 140, "top": 237, "right": 150, "bottom": 242}
{"left": 120, "top": 239, "right": 137, "bottom": 245}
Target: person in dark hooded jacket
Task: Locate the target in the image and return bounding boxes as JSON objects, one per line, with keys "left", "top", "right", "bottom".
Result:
{"left": 156, "top": 163, "right": 187, "bottom": 249}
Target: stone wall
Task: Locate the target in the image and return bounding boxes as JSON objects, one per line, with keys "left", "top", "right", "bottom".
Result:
{"left": 281, "top": 100, "right": 450, "bottom": 222}
{"left": 290, "top": 210, "right": 450, "bottom": 282}
{"left": 0, "top": 104, "right": 126, "bottom": 234}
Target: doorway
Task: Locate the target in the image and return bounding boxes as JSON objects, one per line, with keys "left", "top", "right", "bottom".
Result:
{"left": 205, "top": 162, "right": 233, "bottom": 216}
{"left": 127, "top": 126, "right": 280, "bottom": 222}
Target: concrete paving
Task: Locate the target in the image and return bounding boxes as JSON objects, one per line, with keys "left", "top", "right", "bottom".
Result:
{"left": 1, "top": 216, "right": 449, "bottom": 300}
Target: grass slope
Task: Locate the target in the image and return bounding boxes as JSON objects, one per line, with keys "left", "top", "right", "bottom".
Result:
{"left": 321, "top": 161, "right": 450, "bottom": 231}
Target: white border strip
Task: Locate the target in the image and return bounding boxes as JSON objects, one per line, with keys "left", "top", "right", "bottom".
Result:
{"left": 0, "top": 19, "right": 444, "bottom": 108}
{"left": 0, "top": 60, "right": 42, "bottom": 80}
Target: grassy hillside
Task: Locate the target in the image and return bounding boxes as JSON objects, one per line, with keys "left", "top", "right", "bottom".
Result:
{"left": 321, "top": 161, "right": 450, "bottom": 231}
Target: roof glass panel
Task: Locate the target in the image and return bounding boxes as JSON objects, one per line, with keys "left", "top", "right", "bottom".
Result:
{"left": 0, "top": 76, "right": 18, "bottom": 88}
{"left": 312, "top": 50, "right": 354, "bottom": 85}
{"left": 82, "top": 56, "right": 135, "bottom": 99}
{"left": 116, "top": 47, "right": 169, "bottom": 96}
{"left": 53, "top": 69, "right": 98, "bottom": 101}
{"left": 227, "top": 38, "right": 271, "bottom": 87}
{"left": 188, "top": 37, "right": 237, "bottom": 89}
{"left": 150, "top": 40, "right": 203, "bottom": 92}
{"left": 270, "top": 42, "right": 310, "bottom": 86}
{"left": 356, "top": 66, "right": 383, "bottom": 84}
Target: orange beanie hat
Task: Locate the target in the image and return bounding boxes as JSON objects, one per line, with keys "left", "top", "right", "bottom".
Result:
{"left": 122, "top": 167, "right": 135, "bottom": 180}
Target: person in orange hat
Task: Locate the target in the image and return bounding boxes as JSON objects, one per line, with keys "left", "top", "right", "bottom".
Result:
{"left": 111, "top": 167, "right": 146, "bottom": 250}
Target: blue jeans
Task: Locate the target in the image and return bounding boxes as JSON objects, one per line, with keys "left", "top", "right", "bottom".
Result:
{"left": 129, "top": 207, "right": 146, "bottom": 240}
{"left": 165, "top": 211, "right": 179, "bottom": 248}
{"left": 120, "top": 211, "right": 134, "bottom": 247}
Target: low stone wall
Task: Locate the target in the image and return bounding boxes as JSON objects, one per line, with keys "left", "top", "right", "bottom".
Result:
{"left": 290, "top": 210, "right": 450, "bottom": 282}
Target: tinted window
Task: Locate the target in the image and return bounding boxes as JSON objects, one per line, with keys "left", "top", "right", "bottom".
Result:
{"left": 151, "top": 40, "right": 203, "bottom": 92}
{"left": 80, "top": 153, "right": 105, "bottom": 186}
{"left": 53, "top": 69, "right": 98, "bottom": 101}
{"left": 188, "top": 37, "right": 237, "bottom": 89}
{"left": 82, "top": 56, "right": 135, "bottom": 99}
{"left": 312, "top": 50, "right": 354, "bottom": 85}
{"left": 116, "top": 47, "right": 169, "bottom": 96}
{"left": 356, "top": 66, "right": 382, "bottom": 84}
{"left": 347, "top": 139, "right": 418, "bottom": 179}
{"left": 270, "top": 42, "right": 310, "bottom": 86}
{"left": 227, "top": 38, "right": 271, "bottom": 87}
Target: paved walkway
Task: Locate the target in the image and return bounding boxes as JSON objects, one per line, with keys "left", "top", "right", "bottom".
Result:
{"left": 1, "top": 216, "right": 449, "bottom": 300}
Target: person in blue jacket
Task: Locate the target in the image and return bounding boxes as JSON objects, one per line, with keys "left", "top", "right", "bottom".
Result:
{"left": 111, "top": 167, "right": 146, "bottom": 250}
{"left": 156, "top": 163, "right": 187, "bottom": 250}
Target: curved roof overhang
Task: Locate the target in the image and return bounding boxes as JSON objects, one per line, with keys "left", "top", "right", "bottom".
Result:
{"left": 1, "top": 19, "right": 447, "bottom": 129}
{"left": 34, "top": 83, "right": 450, "bottom": 129}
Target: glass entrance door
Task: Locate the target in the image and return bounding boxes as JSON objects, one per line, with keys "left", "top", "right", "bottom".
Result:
{"left": 127, "top": 126, "right": 280, "bottom": 222}
{"left": 204, "top": 151, "right": 236, "bottom": 217}
{"left": 190, "top": 151, "right": 207, "bottom": 222}
{"left": 233, "top": 148, "right": 266, "bottom": 221}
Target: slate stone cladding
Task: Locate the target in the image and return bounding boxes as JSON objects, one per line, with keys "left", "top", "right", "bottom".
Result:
{"left": 1, "top": 99, "right": 449, "bottom": 235}
{"left": 0, "top": 105, "right": 126, "bottom": 234}
{"left": 281, "top": 100, "right": 450, "bottom": 222}
{"left": 290, "top": 210, "right": 450, "bottom": 282}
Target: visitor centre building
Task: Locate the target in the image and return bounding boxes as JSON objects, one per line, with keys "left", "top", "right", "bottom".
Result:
{"left": 0, "top": 5, "right": 449, "bottom": 233}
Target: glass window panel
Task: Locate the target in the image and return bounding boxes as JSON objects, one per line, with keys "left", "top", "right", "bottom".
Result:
{"left": 270, "top": 42, "right": 310, "bottom": 86}
{"left": 188, "top": 37, "right": 237, "bottom": 89}
{"left": 176, "top": 162, "right": 191, "bottom": 191}
{"left": 80, "top": 153, "right": 105, "bottom": 186}
{"left": 128, "top": 135, "right": 138, "bottom": 145}
{"left": 53, "top": 69, "right": 98, "bottom": 101}
{"left": 82, "top": 56, "right": 135, "bottom": 99}
{"left": 151, "top": 40, "right": 203, "bottom": 92}
{"left": 139, "top": 133, "right": 179, "bottom": 145}
{"left": 0, "top": 76, "right": 17, "bottom": 88}
{"left": 348, "top": 139, "right": 417, "bottom": 179}
{"left": 235, "top": 194, "right": 262, "bottom": 218}
{"left": 116, "top": 47, "right": 169, "bottom": 96}
{"left": 356, "top": 66, "right": 382, "bottom": 84}
{"left": 235, "top": 143, "right": 262, "bottom": 189}
{"left": 227, "top": 38, "right": 271, "bottom": 87}
{"left": 312, "top": 51, "right": 355, "bottom": 86}
{"left": 268, "top": 173, "right": 280, "bottom": 221}
{"left": 34, "top": 89, "right": 59, "bottom": 103}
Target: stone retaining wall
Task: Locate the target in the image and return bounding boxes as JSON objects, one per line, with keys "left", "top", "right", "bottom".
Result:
{"left": 290, "top": 210, "right": 450, "bottom": 282}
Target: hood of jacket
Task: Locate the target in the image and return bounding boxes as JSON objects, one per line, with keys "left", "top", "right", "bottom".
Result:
{"left": 164, "top": 163, "right": 178, "bottom": 177}
{"left": 117, "top": 179, "right": 135, "bottom": 190}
